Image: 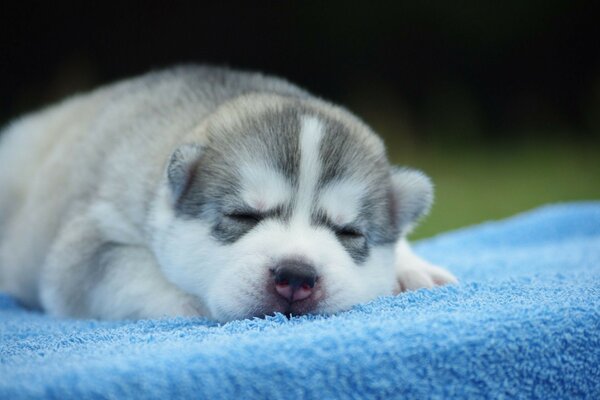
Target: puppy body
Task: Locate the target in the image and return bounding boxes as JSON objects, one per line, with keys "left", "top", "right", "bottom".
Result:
{"left": 0, "top": 66, "right": 456, "bottom": 321}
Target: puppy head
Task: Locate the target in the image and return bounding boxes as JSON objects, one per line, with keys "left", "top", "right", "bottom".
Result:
{"left": 151, "top": 96, "right": 433, "bottom": 321}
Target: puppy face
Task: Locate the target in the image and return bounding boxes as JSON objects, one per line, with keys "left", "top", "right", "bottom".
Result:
{"left": 152, "top": 98, "right": 432, "bottom": 321}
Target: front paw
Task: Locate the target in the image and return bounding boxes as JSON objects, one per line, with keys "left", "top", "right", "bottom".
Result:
{"left": 395, "top": 263, "right": 458, "bottom": 293}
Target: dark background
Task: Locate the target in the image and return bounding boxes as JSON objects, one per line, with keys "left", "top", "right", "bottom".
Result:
{"left": 2, "top": 1, "right": 599, "bottom": 236}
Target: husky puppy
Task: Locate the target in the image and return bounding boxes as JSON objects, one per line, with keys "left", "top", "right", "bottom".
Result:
{"left": 0, "top": 66, "right": 456, "bottom": 321}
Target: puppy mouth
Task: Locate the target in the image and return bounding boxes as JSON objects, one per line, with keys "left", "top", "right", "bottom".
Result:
{"left": 281, "top": 297, "right": 319, "bottom": 317}
{"left": 252, "top": 301, "right": 315, "bottom": 319}
{"left": 251, "top": 282, "right": 325, "bottom": 319}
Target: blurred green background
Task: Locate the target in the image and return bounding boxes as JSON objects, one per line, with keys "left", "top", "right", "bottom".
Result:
{"left": 2, "top": 2, "right": 599, "bottom": 238}
{"left": 393, "top": 141, "right": 600, "bottom": 238}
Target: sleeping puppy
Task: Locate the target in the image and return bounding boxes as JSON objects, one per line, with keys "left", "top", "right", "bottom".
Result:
{"left": 0, "top": 66, "right": 457, "bottom": 321}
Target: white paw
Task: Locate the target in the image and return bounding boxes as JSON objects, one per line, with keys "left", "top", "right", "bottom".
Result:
{"left": 396, "top": 262, "right": 458, "bottom": 293}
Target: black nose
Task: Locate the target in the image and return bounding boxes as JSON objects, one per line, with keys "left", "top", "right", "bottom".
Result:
{"left": 273, "top": 261, "right": 317, "bottom": 288}
{"left": 272, "top": 261, "right": 317, "bottom": 302}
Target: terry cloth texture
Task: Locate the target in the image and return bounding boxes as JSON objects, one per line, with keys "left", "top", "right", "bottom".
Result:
{"left": 1, "top": 202, "right": 599, "bottom": 399}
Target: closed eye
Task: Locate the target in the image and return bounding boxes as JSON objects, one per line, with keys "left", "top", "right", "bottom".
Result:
{"left": 334, "top": 225, "right": 364, "bottom": 239}
{"left": 314, "top": 212, "right": 366, "bottom": 240}
{"left": 225, "top": 211, "right": 264, "bottom": 224}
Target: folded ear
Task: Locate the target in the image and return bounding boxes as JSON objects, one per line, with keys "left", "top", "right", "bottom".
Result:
{"left": 390, "top": 167, "right": 434, "bottom": 234}
{"left": 166, "top": 143, "right": 204, "bottom": 202}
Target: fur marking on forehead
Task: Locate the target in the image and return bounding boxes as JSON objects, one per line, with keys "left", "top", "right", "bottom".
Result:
{"left": 318, "top": 179, "right": 367, "bottom": 226}
{"left": 238, "top": 162, "right": 292, "bottom": 212}
{"left": 293, "top": 116, "right": 324, "bottom": 221}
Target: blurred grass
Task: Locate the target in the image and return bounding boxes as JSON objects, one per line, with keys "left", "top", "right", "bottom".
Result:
{"left": 386, "top": 139, "right": 600, "bottom": 239}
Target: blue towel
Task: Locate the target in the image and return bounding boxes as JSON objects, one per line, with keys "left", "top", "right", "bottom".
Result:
{"left": 1, "top": 202, "right": 599, "bottom": 399}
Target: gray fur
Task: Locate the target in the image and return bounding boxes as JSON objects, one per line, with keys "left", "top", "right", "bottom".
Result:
{"left": 176, "top": 106, "right": 303, "bottom": 221}
{"left": 390, "top": 167, "right": 434, "bottom": 234}
{"left": 0, "top": 66, "right": 309, "bottom": 308}
{"left": 318, "top": 117, "right": 397, "bottom": 246}
{"left": 312, "top": 209, "right": 370, "bottom": 264}
{"left": 175, "top": 104, "right": 403, "bottom": 255}
{"left": 167, "top": 143, "right": 204, "bottom": 202}
{"left": 0, "top": 65, "right": 451, "bottom": 320}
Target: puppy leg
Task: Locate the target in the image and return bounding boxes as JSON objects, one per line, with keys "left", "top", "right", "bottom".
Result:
{"left": 40, "top": 216, "right": 204, "bottom": 319}
{"left": 394, "top": 238, "right": 457, "bottom": 293}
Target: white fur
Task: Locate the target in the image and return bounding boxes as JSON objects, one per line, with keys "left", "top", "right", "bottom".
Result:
{"left": 0, "top": 66, "right": 457, "bottom": 321}
{"left": 89, "top": 201, "right": 144, "bottom": 245}
{"left": 147, "top": 116, "right": 399, "bottom": 321}
{"left": 395, "top": 239, "right": 458, "bottom": 292}
{"left": 154, "top": 207, "right": 397, "bottom": 321}
{"left": 148, "top": 115, "right": 405, "bottom": 322}
{"left": 88, "top": 246, "right": 204, "bottom": 319}
{"left": 318, "top": 180, "right": 367, "bottom": 226}
{"left": 293, "top": 116, "right": 324, "bottom": 221}
{"left": 239, "top": 162, "right": 292, "bottom": 212}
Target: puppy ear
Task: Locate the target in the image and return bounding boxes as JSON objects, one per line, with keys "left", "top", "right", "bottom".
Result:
{"left": 390, "top": 167, "right": 434, "bottom": 234}
{"left": 166, "top": 143, "right": 204, "bottom": 202}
